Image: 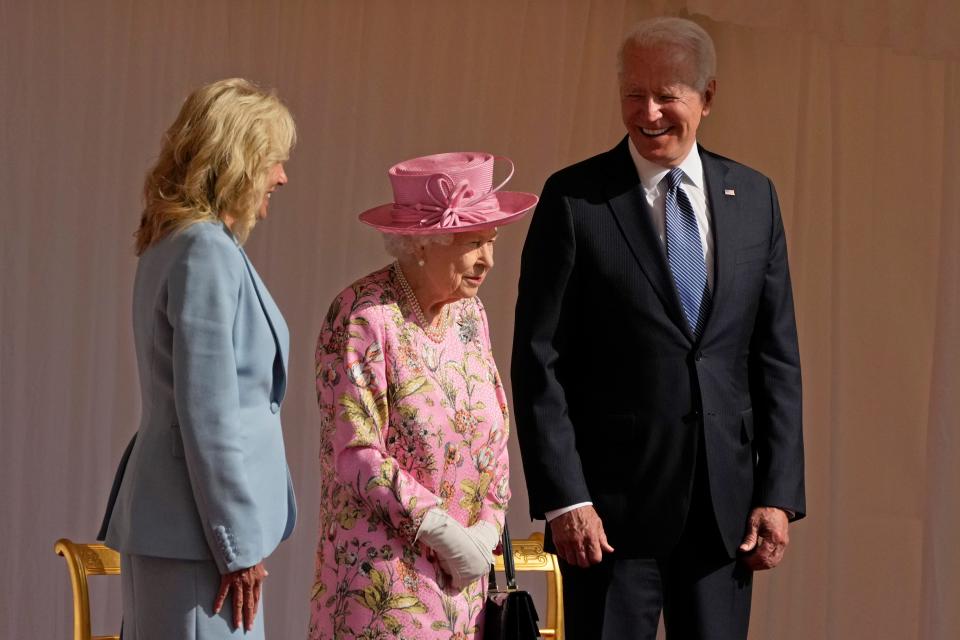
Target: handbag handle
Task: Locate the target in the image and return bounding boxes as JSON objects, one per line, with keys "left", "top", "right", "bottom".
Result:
{"left": 487, "top": 521, "right": 518, "bottom": 590}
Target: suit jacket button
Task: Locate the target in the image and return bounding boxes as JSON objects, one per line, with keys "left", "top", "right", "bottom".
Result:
{"left": 695, "top": 351, "right": 703, "bottom": 362}
{"left": 270, "top": 401, "right": 280, "bottom": 414}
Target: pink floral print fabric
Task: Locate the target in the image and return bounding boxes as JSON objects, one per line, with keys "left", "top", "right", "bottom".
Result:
{"left": 309, "top": 264, "right": 510, "bottom": 639}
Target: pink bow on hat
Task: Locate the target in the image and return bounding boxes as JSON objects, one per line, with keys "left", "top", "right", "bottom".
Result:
{"left": 358, "top": 152, "right": 538, "bottom": 236}
{"left": 391, "top": 160, "right": 515, "bottom": 228}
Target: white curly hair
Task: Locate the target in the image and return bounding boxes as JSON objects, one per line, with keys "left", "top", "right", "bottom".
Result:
{"left": 382, "top": 232, "right": 454, "bottom": 259}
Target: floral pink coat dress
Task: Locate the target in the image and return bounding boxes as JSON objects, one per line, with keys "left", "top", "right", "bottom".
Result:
{"left": 309, "top": 264, "right": 511, "bottom": 640}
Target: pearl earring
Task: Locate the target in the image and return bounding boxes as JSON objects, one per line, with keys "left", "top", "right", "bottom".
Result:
{"left": 417, "top": 259, "right": 425, "bottom": 267}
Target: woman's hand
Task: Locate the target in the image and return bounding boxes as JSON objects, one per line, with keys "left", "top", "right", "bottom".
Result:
{"left": 417, "top": 509, "right": 494, "bottom": 588}
{"left": 213, "top": 562, "right": 268, "bottom": 631}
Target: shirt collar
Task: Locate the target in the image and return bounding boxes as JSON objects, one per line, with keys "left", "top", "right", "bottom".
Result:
{"left": 628, "top": 137, "right": 704, "bottom": 192}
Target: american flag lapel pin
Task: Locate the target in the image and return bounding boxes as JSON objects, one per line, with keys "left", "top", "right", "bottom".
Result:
{"left": 724, "top": 188, "right": 736, "bottom": 196}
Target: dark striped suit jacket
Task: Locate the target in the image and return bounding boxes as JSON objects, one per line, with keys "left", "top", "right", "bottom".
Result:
{"left": 511, "top": 137, "right": 805, "bottom": 557}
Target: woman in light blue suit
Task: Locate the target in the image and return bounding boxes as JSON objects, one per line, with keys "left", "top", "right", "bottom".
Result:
{"left": 102, "top": 78, "right": 297, "bottom": 639}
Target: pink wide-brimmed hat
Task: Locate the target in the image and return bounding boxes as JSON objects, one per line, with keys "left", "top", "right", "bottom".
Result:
{"left": 358, "top": 152, "right": 538, "bottom": 235}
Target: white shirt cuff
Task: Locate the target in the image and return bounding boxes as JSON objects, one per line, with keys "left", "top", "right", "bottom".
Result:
{"left": 545, "top": 502, "right": 593, "bottom": 522}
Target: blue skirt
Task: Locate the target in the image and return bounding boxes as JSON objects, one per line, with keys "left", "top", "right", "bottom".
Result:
{"left": 121, "top": 554, "right": 266, "bottom": 640}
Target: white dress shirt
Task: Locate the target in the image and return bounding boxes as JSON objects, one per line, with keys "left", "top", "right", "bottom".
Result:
{"left": 544, "top": 141, "right": 714, "bottom": 523}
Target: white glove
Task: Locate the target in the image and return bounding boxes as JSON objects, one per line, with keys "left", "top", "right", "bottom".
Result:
{"left": 468, "top": 520, "right": 500, "bottom": 557}
{"left": 417, "top": 509, "right": 497, "bottom": 589}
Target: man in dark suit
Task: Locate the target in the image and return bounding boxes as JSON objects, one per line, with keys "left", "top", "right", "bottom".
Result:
{"left": 511, "top": 17, "right": 805, "bottom": 639}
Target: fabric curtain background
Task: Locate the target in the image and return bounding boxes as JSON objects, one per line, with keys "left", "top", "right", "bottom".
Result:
{"left": 1, "top": 1, "right": 957, "bottom": 638}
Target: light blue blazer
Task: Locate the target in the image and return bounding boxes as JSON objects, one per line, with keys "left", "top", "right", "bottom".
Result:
{"left": 105, "top": 221, "right": 296, "bottom": 574}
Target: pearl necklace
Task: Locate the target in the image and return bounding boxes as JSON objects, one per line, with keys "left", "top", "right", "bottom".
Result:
{"left": 393, "top": 261, "right": 450, "bottom": 343}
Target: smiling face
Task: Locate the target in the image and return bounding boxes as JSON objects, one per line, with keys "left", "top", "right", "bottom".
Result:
{"left": 258, "top": 162, "right": 288, "bottom": 220}
{"left": 620, "top": 43, "right": 714, "bottom": 168}
{"left": 419, "top": 228, "right": 498, "bottom": 306}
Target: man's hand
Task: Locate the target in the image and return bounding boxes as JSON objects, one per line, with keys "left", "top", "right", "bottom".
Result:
{"left": 213, "top": 562, "right": 268, "bottom": 631}
{"left": 738, "top": 507, "right": 790, "bottom": 570}
{"left": 549, "top": 505, "right": 615, "bottom": 567}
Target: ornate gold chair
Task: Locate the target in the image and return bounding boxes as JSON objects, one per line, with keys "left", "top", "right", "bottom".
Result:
{"left": 493, "top": 531, "right": 564, "bottom": 639}
{"left": 54, "top": 538, "right": 121, "bottom": 640}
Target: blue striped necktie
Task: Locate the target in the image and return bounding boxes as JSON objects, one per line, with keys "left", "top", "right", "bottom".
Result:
{"left": 664, "top": 167, "right": 710, "bottom": 337}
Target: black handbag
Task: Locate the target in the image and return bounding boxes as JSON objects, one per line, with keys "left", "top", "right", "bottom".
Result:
{"left": 483, "top": 524, "right": 542, "bottom": 640}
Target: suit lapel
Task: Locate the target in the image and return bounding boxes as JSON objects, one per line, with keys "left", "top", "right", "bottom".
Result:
{"left": 603, "top": 138, "right": 691, "bottom": 339}
{"left": 238, "top": 249, "right": 289, "bottom": 402}
{"left": 700, "top": 148, "right": 737, "bottom": 342}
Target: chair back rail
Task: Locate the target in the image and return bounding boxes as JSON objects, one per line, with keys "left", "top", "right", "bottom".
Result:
{"left": 54, "top": 538, "right": 121, "bottom": 640}
{"left": 492, "top": 531, "right": 564, "bottom": 640}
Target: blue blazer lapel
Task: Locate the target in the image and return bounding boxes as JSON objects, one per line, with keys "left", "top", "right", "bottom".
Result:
{"left": 238, "top": 249, "right": 289, "bottom": 403}
{"left": 604, "top": 138, "right": 690, "bottom": 339}
{"left": 700, "top": 148, "right": 737, "bottom": 341}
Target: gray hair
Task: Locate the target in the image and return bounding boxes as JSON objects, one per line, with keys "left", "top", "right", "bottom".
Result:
{"left": 617, "top": 17, "right": 717, "bottom": 92}
{"left": 382, "top": 232, "right": 453, "bottom": 259}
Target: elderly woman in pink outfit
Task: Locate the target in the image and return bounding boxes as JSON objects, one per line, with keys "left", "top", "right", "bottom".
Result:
{"left": 309, "top": 153, "right": 537, "bottom": 639}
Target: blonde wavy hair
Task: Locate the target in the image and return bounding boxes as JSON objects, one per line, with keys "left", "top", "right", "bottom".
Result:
{"left": 135, "top": 78, "right": 296, "bottom": 255}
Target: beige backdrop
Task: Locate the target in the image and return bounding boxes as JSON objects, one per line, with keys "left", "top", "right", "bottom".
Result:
{"left": 2, "top": 1, "right": 958, "bottom": 638}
